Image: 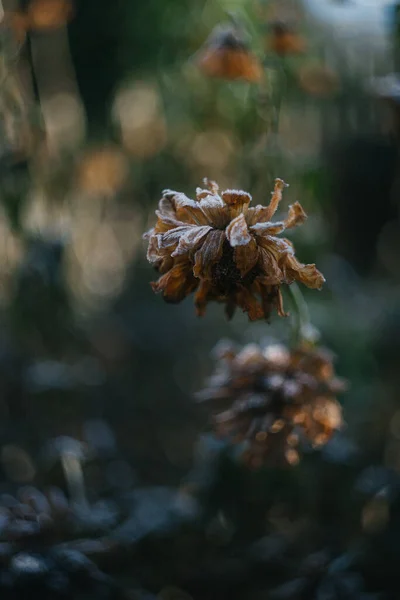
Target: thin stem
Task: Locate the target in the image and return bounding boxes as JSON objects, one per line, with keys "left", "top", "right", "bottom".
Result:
{"left": 287, "top": 282, "right": 319, "bottom": 346}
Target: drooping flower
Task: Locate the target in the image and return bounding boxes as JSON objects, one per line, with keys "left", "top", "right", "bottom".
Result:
{"left": 194, "top": 24, "right": 263, "bottom": 83}
{"left": 198, "top": 340, "right": 346, "bottom": 468}
{"left": 267, "top": 20, "right": 306, "bottom": 56}
{"left": 144, "top": 179, "right": 324, "bottom": 321}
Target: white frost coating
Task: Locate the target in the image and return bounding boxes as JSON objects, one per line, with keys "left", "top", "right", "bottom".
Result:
{"left": 222, "top": 189, "right": 252, "bottom": 202}
{"left": 171, "top": 225, "right": 212, "bottom": 257}
{"left": 226, "top": 214, "right": 252, "bottom": 247}
{"left": 250, "top": 221, "right": 285, "bottom": 234}
{"left": 199, "top": 194, "right": 225, "bottom": 209}
{"left": 157, "top": 225, "right": 197, "bottom": 248}
{"left": 263, "top": 235, "right": 295, "bottom": 255}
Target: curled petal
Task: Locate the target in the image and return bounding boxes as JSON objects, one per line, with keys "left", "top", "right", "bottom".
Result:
{"left": 221, "top": 189, "right": 252, "bottom": 218}
{"left": 151, "top": 260, "right": 198, "bottom": 303}
{"left": 194, "top": 230, "right": 225, "bottom": 279}
{"left": 226, "top": 213, "right": 252, "bottom": 247}
{"left": 159, "top": 191, "right": 179, "bottom": 218}
{"left": 234, "top": 238, "right": 259, "bottom": 276}
{"left": 171, "top": 226, "right": 212, "bottom": 257}
{"left": 283, "top": 254, "right": 325, "bottom": 289}
{"left": 284, "top": 202, "right": 307, "bottom": 229}
{"left": 263, "top": 178, "right": 288, "bottom": 222}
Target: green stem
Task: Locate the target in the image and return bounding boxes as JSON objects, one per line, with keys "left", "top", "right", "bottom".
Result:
{"left": 287, "top": 282, "right": 318, "bottom": 346}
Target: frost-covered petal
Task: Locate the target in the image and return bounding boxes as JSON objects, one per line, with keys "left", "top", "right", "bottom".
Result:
{"left": 284, "top": 202, "right": 307, "bottom": 229}
{"left": 171, "top": 225, "right": 212, "bottom": 257}
{"left": 199, "top": 194, "right": 227, "bottom": 227}
{"left": 194, "top": 230, "right": 225, "bottom": 279}
{"left": 173, "top": 193, "right": 209, "bottom": 225}
{"left": 158, "top": 191, "right": 179, "bottom": 218}
{"left": 154, "top": 210, "right": 187, "bottom": 230}
{"left": 221, "top": 189, "right": 252, "bottom": 218}
{"left": 250, "top": 221, "right": 285, "bottom": 236}
{"left": 146, "top": 232, "right": 160, "bottom": 264}
{"left": 234, "top": 238, "right": 259, "bottom": 276}
{"left": 157, "top": 225, "right": 199, "bottom": 249}
{"left": 226, "top": 214, "right": 252, "bottom": 247}
{"left": 196, "top": 179, "right": 220, "bottom": 198}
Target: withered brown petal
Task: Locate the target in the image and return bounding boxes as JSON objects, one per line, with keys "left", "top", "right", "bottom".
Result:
{"left": 171, "top": 226, "right": 212, "bottom": 257}
{"left": 194, "top": 230, "right": 225, "bottom": 279}
{"left": 198, "top": 194, "right": 227, "bottom": 228}
{"left": 226, "top": 213, "right": 252, "bottom": 247}
{"left": 174, "top": 193, "right": 209, "bottom": 225}
{"left": 284, "top": 202, "right": 307, "bottom": 229}
{"left": 159, "top": 191, "right": 179, "bottom": 218}
{"left": 221, "top": 189, "right": 252, "bottom": 219}
{"left": 283, "top": 254, "right": 325, "bottom": 289}
{"left": 151, "top": 260, "right": 197, "bottom": 303}
{"left": 250, "top": 220, "right": 285, "bottom": 236}
{"left": 157, "top": 225, "right": 200, "bottom": 249}
{"left": 195, "top": 279, "right": 213, "bottom": 316}
{"left": 196, "top": 179, "right": 220, "bottom": 198}
{"left": 146, "top": 233, "right": 160, "bottom": 264}
{"left": 234, "top": 238, "right": 259, "bottom": 276}
{"left": 258, "top": 247, "right": 284, "bottom": 285}
{"left": 262, "top": 178, "right": 288, "bottom": 222}
{"left": 236, "top": 287, "right": 264, "bottom": 321}
{"left": 154, "top": 210, "right": 187, "bottom": 231}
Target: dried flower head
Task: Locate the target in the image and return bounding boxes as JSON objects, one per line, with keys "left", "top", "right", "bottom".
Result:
{"left": 145, "top": 179, "right": 324, "bottom": 321}
{"left": 198, "top": 340, "right": 346, "bottom": 468}
{"left": 267, "top": 21, "right": 306, "bottom": 56}
{"left": 194, "top": 25, "right": 263, "bottom": 83}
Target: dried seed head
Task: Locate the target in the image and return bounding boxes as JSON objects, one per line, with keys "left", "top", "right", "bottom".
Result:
{"left": 145, "top": 179, "right": 324, "bottom": 321}
{"left": 198, "top": 341, "right": 346, "bottom": 468}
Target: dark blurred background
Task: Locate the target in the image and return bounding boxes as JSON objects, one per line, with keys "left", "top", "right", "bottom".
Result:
{"left": 0, "top": 0, "right": 400, "bottom": 598}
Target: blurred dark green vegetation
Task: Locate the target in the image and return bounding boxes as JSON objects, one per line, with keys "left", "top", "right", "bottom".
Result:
{"left": 0, "top": 0, "right": 399, "bottom": 598}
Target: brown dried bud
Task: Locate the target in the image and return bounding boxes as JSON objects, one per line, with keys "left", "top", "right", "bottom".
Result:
{"left": 198, "top": 341, "right": 346, "bottom": 468}
{"left": 144, "top": 179, "right": 324, "bottom": 321}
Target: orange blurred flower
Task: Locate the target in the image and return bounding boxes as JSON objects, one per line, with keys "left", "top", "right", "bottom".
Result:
{"left": 267, "top": 21, "right": 306, "bottom": 56}
{"left": 195, "top": 25, "right": 263, "bottom": 83}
